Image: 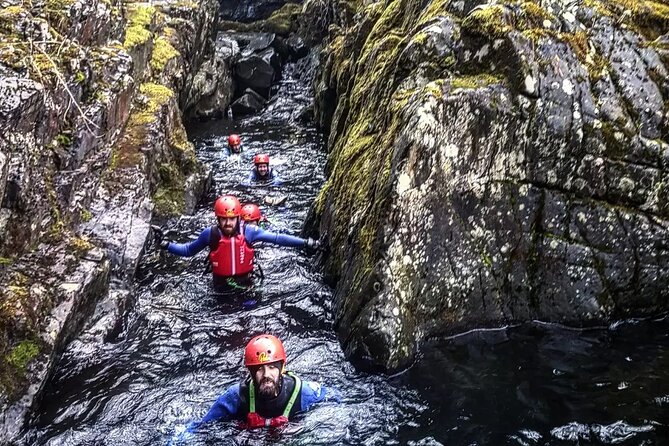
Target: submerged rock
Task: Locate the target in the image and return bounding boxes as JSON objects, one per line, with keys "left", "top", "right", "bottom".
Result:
{"left": 312, "top": 0, "right": 669, "bottom": 371}
{"left": 230, "top": 88, "right": 268, "bottom": 115}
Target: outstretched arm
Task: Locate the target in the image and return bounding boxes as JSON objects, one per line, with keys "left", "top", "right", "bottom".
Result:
{"left": 244, "top": 224, "right": 306, "bottom": 248}
{"left": 166, "top": 227, "right": 212, "bottom": 257}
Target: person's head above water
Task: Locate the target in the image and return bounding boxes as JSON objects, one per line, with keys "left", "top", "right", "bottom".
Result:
{"left": 241, "top": 203, "right": 262, "bottom": 226}
{"left": 228, "top": 134, "right": 241, "bottom": 153}
{"left": 244, "top": 334, "right": 286, "bottom": 399}
{"left": 253, "top": 153, "right": 270, "bottom": 178}
{"left": 214, "top": 195, "right": 241, "bottom": 236}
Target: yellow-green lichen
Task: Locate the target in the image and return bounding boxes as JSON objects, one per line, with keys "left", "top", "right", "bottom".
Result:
{"left": 519, "top": 1, "right": 553, "bottom": 26}
{"left": 129, "top": 82, "right": 174, "bottom": 126}
{"left": 150, "top": 35, "right": 180, "bottom": 72}
{"left": 124, "top": 25, "right": 151, "bottom": 49}
{"left": 462, "top": 5, "right": 512, "bottom": 37}
{"left": 107, "top": 83, "right": 174, "bottom": 172}
{"left": 0, "top": 257, "right": 13, "bottom": 266}
{"left": 0, "top": 5, "right": 24, "bottom": 34}
{"left": 44, "top": 0, "right": 76, "bottom": 30}
{"left": 417, "top": 0, "right": 452, "bottom": 26}
{"left": 450, "top": 73, "right": 505, "bottom": 89}
{"left": 589, "top": 0, "right": 669, "bottom": 39}
{"left": 69, "top": 236, "right": 93, "bottom": 255}
{"left": 153, "top": 186, "right": 185, "bottom": 217}
{"left": 123, "top": 4, "right": 156, "bottom": 49}
{"left": 422, "top": 79, "right": 444, "bottom": 99}
{"left": 80, "top": 208, "right": 92, "bottom": 222}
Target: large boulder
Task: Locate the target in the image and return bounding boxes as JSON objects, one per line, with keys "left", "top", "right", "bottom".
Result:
{"left": 234, "top": 50, "right": 277, "bottom": 96}
{"left": 185, "top": 35, "right": 237, "bottom": 119}
{"left": 230, "top": 88, "right": 267, "bottom": 115}
{"left": 312, "top": 0, "right": 669, "bottom": 372}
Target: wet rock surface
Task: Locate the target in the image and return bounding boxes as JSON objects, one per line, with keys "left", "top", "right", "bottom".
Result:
{"left": 220, "top": 0, "right": 294, "bottom": 22}
{"left": 0, "top": 0, "right": 228, "bottom": 440}
{"left": 311, "top": 0, "right": 669, "bottom": 371}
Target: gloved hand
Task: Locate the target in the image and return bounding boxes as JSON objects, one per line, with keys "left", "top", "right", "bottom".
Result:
{"left": 305, "top": 237, "right": 321, "bottom": 252}
{"left": 151, "top": 225, "right": 169, "bottom": 250}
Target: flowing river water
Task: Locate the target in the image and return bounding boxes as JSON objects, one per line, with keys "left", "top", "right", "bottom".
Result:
{"left": 21, "top": 61, "right": 669, "bottom": 446}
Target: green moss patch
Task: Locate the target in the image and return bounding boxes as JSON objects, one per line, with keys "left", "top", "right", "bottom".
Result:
{"left": 108, "top": 83, "right": 175, "bottom": 172}
{"left": 7, "top": 341, "right": 39, "bottom": 371}
{"left": 150, "top": 34, "right": 180, "bottom": 73}
{"left": 123, "top": 4, "right": 156, "bottom": 49}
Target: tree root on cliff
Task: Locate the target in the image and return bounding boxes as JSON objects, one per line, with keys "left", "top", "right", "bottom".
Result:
{"left": 27, "top": 38, "right": 102, "bottom": 138}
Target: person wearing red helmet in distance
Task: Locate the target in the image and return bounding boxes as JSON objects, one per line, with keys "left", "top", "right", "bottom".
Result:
{"left": 240, "top": 203, "right": 271, "bottom": 229}
{"left": 153, "top": 195, "right": 319, "bottom": 287}
{"left": 178, "top": 334, "right": 334, "bottom": 437}
{"left": 247, "top": 153, "right": 281, "bottom": 185}
{"left": 227, "top": 134, "right": 242, "bottom": 155}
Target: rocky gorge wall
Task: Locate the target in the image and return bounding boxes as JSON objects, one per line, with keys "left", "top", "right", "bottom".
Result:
{"left": 0, "top": 0, "right": 232, "bottom": 440}
{"left": 311, "top": 0, "right": 669, "bottom": 372}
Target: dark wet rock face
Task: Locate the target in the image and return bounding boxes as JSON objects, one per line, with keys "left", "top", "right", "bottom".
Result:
{"left": 312, "top": 0, "right": 669, "bottom": 371}
{"left": 0, "top": 0, "right": 228, "bottom": 439}
{"left": 220, "top": 0, "right": 294, "bottom": 22}
{"left": 235, "top": 49, "right": 278, "bottom": 95}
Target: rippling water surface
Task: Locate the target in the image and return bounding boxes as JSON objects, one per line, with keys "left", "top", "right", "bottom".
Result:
{"left": 22, "top": 63, "right": 669, "bottom": 446}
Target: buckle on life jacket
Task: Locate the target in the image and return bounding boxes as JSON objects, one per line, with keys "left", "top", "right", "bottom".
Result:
{"left": 240, "top": 413, "right": 289, "bottom": 429}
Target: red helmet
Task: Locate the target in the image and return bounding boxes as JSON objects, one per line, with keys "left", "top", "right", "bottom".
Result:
{"left": 244, "top": 334, "right": 286, "bottom": 367}
{"left": 214, "top": 195, "right": 241, "bottom": 217}
{"left": 254, "top": 153, "right": 270, "bottom": 165}
{"left": 228, "top": 134, "right": 241, "bottom": 146}
{"left": 241, "top": 203, "right": 262, "bottom": 222}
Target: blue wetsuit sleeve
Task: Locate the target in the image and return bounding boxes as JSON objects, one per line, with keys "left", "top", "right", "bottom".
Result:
{"left": 244, "top": 225, "right": 306, "bottom": 248}
{"left": 300, "top": 381, "right": 338, "bottom": 412}
{"left": 187, "top": 385, "right": 241, "bottom": 432}
{"left": 166, "top": 227, "right": 211, "bottom": 257}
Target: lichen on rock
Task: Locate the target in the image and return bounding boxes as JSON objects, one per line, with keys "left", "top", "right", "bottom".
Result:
{"left": 311, "top": 0, "right": 669, "bottom": 372}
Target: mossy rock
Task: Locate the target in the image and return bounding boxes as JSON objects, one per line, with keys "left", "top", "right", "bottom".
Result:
{"left": 220, "top": 2, "right": 302, "bottom": 36}
{"left": 108, "top": 83, "right": 175, "bottom": 172}
{"left": 150, "top": 35, "right": 180, "bottom": 73}
{"left": 123, "top": 4, "right": 157, "bottom": 49}
{"left": 6, "top": 340, "right": 39, "bottom": 371}
{"left": 462, "top": 5, "right": 514, "bottom": 37}
{"left": 153, "top": 184, "right": 186, "bottom": 217}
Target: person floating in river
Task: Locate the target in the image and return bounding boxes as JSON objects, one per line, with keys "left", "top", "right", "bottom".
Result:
{"left": 247, "top": 153, "right": 281, "bottom": 185}
{"left": 228, "top": 134, "right": 242, "bottom": 155}
{"left": 153, "top": 195, "right": 319, "bottom": 287}
{"left": 241, "top": 203, "right": 270, "bottom": 229}
{"left": 180, "top": 334, "right": 335, "bottom": 436}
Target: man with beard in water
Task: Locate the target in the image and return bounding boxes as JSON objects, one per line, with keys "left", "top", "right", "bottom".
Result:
{"left": 173, "top": 334, "right": 333, "bottom": 440}
{"left": 153, "top": 195, "right": 319, "bottom": 288}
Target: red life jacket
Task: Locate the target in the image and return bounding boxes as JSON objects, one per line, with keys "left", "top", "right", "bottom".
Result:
{"left": 208, "top": 225, "right": 254, "bottom": 277}
{"left": 240, "top": 372, "right": 302, "bottom": 429}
